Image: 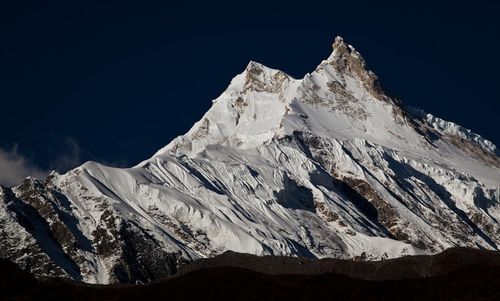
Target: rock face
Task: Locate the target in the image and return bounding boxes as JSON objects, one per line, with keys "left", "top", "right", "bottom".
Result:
{"left": 1, "top": 37, "right": 499, "bottom": 284}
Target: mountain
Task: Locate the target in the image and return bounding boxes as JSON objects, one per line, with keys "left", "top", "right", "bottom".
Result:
{"left": 3, "top": 248, "right": 500, "bottom": 301}
{"left": 1, "top": 36, "right": 499, "bottom": 284}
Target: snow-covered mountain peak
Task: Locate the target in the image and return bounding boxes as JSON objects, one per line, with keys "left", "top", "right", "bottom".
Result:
{"left": 153, "top": 60, "right": 299, "bottom": 157}
{"left": 3, "top": 37, "right": 499, "bottom": 284}
{"left": 150, "top": 37, "right": 499, "bottom": 183}
{"left": 155, "top": 37, "right": 497, "bottom": 161}
{"left": 154, "top": 37, "right": 403, "bottom": 159}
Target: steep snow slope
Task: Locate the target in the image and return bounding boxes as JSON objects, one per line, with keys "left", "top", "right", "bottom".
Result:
{"left": 1, "top": 37, "right": 499, "bottom": 284}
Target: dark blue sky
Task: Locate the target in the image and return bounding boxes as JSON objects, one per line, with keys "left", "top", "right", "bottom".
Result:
{"left": 1, "top": 1, "right": 499, "bottom": 175}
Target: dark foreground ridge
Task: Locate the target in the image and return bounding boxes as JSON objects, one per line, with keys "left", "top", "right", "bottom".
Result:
{"left": 2, "top": 248, "right": 500, "bottom": 301}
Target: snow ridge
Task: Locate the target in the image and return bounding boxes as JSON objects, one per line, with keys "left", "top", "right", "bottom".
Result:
{"left": 407, "top": 106, "right": 498, "bottom": 155}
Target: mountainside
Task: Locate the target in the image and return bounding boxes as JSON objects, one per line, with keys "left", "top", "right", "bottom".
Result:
{"left": 1, "top": 36, "right": 499, "bottom": 284}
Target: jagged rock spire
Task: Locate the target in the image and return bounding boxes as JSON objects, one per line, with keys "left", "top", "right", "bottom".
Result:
{"left": 330, "top": 36, "right": 361, "bottom": 60}
{"left": 325, "top": 36, "right": 387, "bottom": 101}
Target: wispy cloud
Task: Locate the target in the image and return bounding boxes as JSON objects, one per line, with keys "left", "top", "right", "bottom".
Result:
{"left": 0, "top": 145, "right": 47, "bottom": 187}
{"left": 0, "top": 136, "right": 129, "bottom": 187}
{"left": 0, "top": 136, "right": 86, "bottom": 187}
